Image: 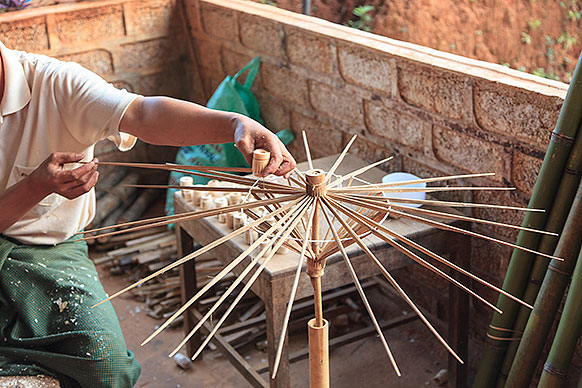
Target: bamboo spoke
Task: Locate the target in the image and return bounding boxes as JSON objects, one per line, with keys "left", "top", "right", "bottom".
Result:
{"left": 327, "top": 156, "right": 394, "bottom": 189}
{"left": 92, "top": 161, "right": 251, "bottom": 173}
{"left": 91, "top": 196, "right": 306, "bottom": 308}
{"left": 320, "top": 201, "right": 402, "bottom": 376}
{"left": 321, "top": 197, "right": 463, "bottom": 364}
{"left": 325, "top": 135, "right": 357, "bottom": 183}
{"left": 344, "top": 194, "right": 545, "bottom": 212}
{"left": 328, "top": 197, "right": 532, "bottom": 310}
{"left": 123, "top": 184, "right": 301, "bottom": 195}
{"left": 80, "top": 194, "right": 303, "bottom": 241}
{"left": 331, "top": 194, "right": 562, "bottom": 261}
{"left": 143, "top": 198, "right": 311, "bottom": 347}
{"left": 169, "top": 199, "right": 313, "bottom": 359}
{"left": 330, "top": 186, "right": 515, "bottom": 194}
{"left": 272, "top": 199, "right": 318, "bottom": 379}
{"left": 341, "top": 172, "right": 496, "bottom": 190}
{"left": 303, "top": 131, "right": 314, "bottom": 171}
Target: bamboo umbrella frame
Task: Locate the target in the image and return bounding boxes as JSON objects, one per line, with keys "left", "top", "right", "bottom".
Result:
{"left": 495, "top": 120, "right": 582, "bottom": 387}
{"left": 83, "top": 135, "right": 557, "bottom": 386}
{"left": 504, "top": 179, "right": 582, "bottom": 387}
{"left": 474, "top": 50, "right": 582, "bottom": 388}
{"left": 537, "top": 247, "right": 582, "bottom": 387}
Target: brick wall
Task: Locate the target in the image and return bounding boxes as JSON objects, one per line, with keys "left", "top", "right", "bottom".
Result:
{"left": 0, "top": 0, "right": 204, "bottom": 163}
{"left": 183, "top": 0, "right": 570, "bottom": 375}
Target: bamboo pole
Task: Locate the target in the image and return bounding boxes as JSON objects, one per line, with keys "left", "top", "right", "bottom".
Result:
{"left": 505, "top": 180, "right": 582, "bottom": 387}
{"left": 496, "top": 118, "right": 582, "bottom": 387}
{"left": 537, "top": 246, "right": 582, "bottom": 387}
{"left": 474, "top": 50, "right": 582, "bottom": 388}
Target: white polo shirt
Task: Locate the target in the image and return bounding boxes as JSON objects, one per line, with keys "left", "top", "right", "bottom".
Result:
{"left": 0, "top": 42, "right": 140, "bottom": 245}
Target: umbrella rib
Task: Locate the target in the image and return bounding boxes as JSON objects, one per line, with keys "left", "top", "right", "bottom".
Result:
{"left": 303, "top": 130, "right": 314, "bottom": 170}
{"left": 325, "top": 134, "right": 357, "bottom": 183}
{"left": 327, "top": 156, "right": 394, "bottom": 189}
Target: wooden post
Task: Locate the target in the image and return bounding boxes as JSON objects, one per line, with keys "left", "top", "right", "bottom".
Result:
{"left": 305, "top": 169, "right": 329, "bottom": 388}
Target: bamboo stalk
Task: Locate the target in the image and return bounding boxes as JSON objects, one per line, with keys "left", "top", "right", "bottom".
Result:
{"left": 169, "top": 199, "right": 313, "bottom": 359}
{"left": 325, "top": 197, "right": 503, "bottom": 313}
{"left": 505, "top": 180, "right": 582, "bottom": 387}
{"left": 474, "top": 50, "right": 582, "bottom": 388}
{"left": 91, "top": 197, "right": 305, "bottom": 308}
{"left": 271, "top": 199, "right": 318, "bottom": 379}
{"left": 321, "top": 197, "right": 463, "bottom": 365}
{"left": 537, "top": 247, "right": 582, "bottom": 387}
{"left": 332, "top": 194, "right": 561, "bottom": 261}
{"left": 328, "top": 197, "right": 532, "bottom": 310}
{"left": 496, "top": 119, "right": 582, "bottom": 387}
{"left": 320, "top": 202, "right": 402, "bottom": 376}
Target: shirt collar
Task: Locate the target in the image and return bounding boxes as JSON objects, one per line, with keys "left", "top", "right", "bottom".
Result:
{"left": 0, "top": 41, "right": 31, "bottom": 117}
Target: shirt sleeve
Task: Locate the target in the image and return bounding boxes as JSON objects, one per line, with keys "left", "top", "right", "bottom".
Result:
{"left": 49, "top": 60, "right": 141, "bottom": 151}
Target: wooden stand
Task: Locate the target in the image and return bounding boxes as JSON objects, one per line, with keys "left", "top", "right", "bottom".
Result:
{"left": 305, "top": 169, "right": 330, "bottom": 388}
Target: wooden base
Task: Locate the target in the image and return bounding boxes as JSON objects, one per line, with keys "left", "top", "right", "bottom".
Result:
{"left": 308, "top": 318, "right": 329, "bottom": 388}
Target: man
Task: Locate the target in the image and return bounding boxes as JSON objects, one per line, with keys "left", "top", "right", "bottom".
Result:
{"left": 0, "top": 41, "right": 295, "bottom": 387}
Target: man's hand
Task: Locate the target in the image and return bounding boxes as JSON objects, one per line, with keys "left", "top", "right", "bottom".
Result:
{"left": 233, "top": 115, "right": 296, "bottom": 178}
{"left": 29, "top": 153, "right": 100, "bottom": 200}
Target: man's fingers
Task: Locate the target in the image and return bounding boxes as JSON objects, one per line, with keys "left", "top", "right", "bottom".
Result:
{"left": 63, "top": 171, "right": 99, "bottom": 199}
{"left": 261, "top": 143, "right": 284, "bottom": 177}
{"left": 50, "top": 152, "right": 85, "bottom": 165}
{"left": 58, "top": 159, "right": 97, "bottom": 183}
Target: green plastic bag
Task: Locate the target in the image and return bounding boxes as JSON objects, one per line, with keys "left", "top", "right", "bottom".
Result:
{"left": 164, "top": 57, "right": 294, "bottom": 215}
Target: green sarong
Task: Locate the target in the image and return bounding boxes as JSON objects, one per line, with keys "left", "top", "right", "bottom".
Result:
{"left": 0, "top": 235, "right": 140, "bottom": 388}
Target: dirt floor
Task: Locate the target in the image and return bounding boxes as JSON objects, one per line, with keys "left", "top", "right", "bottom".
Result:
{"left": 270, "top": 0, "right": 582, "bottom": 83}
{"left": 97, "top": 262, "right": 455, "bottom": 388}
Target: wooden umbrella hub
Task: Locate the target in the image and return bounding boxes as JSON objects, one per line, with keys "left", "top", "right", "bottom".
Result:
{"left": 306, "top": 169, "right": 326, "bottom": 197}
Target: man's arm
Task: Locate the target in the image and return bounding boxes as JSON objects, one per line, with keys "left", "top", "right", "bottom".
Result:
{"left": 120, "top": 96, "right": 296, "bottom": 177}
{"left": 0, "top": 153, "right": 98, "bottom": 233}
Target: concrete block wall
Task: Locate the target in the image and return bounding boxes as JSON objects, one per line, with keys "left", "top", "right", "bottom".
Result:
{"left": 183, "top": 0, "right": 570, "bottom": 372}
{"left": 0, "top": 0, "right": 203, "bottom": 163}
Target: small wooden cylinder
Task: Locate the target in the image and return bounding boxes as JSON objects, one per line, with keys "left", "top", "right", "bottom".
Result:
{"left": 245, "top": 227, "right": 258, "bottom": 246}
{"left": 179, "top": 176, "right": 194, "bottom": 203}
{"left": 214, "top": 197, "right": 228, "bottom": 222}
{"left": 252, "top": 149, "right": 271, "bottom": 175}
{"left": 192, "top": 187, "right": 208, "bottom": 207}
{"left": 228, "top": 192, "right": 242, "bottom": 205}
{"left": 199, "top": 194, "right": 214, "bottom": 210}
{"left": 306, "top": 169, "right": 326, "bottom": 197}
{"left": 308, "top": 318, "right": 330, "bottom": 388}
{"left": 233, "top": 212, "right": 245, "bottom": 229}
{"left": 226, "top": 213, "right": 235, "bottom": 229}
{"left": 208, "top": 179, "right": 224, "bottom": 198}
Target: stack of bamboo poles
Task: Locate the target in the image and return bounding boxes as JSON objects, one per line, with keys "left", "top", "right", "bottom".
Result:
{"left": 474, "top": 51, "right": 582, "bottom": 387}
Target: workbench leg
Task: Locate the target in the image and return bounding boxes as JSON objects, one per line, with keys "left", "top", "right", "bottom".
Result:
{"left": 176, "top": 225, "right": 202, "bottom": 358}
{"left": 265, "top": 282, "right": 291, "bottom": 388}
{"left": 448, "top": 234, "right": 470, "bottom": 388}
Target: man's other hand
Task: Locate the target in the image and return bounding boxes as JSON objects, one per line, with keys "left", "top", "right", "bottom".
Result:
{"left": 29, "top": 153, "right": 99, "bottom": 200}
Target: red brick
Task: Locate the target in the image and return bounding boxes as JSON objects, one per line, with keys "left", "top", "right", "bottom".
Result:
{"left": 309, "top": 81, "right": 364, "bottom": 126}
{"left": 289, "top": 112, "right": 343, "bottom": 162}
{"left": 512, "top": 151, "right": 543, "bottom": 197}
{"left": 239, "top": 13, "right": 284, "bottom": 59}
{"left": 471, "top": 238, "right": 513, "bottom": 284}
{"left": 136, "top": 63, "right": 189, "bottom": 98}
{"left": 261, "top": 64, "right": 308, "bottom": 107}
{"left": 365, "top": 100, "right": 431, "bottom": 151}
{"left": 338, "top": 43, "right": 397, "bottom": 96}
{"left": 472, "top": 189, "right": 527, "bottom": 241}
{"left": 118, "top": 37, "right": 184, "bottom": 71}
{"left": 256, "top": 95, "right": 290, "bottom": 131}
{"left": 52, "top": 6, "right": 125, "bottom": 45}
{"left": 200, "top": 3, "right": 238, "bottom": 41}
{"left": 184, "top": 0, "right": 202, "bottom": 32}
{"left": 474, "top": 80, "right": 560, "bottom": 148}
{"left": 195, "top": 38, "right": 222, "bottom": 72}
{"left": 0, "top": 16, "right": 49, "bottom": 52}
{"left": 398, "top": 61, "right": 473, "bottom": 122}
{"left": 285, "top": 28, "right": 335, "bottom": 75}
{"left": 58, "top": 49, "right": 114, "bottom": 76}
{"left": 433, "top": 125, "right": 509, "bottom": 181}
{"left": 126, "top": 0, "right": 179, "bottom": 35}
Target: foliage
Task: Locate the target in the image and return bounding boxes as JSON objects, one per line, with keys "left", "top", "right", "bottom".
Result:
{"left": 557, "top": 31, "right": 577, "bottom": 50}
{"left": 533, "top": 67, "right": 560, "bottom": 81}
{"left": 520, "top": 32, "right": 531, "bottom": 44}
{"left": 346, "top": 5, "right": 375, "bottom": 32}
{"left": 0, "top": 0, "right": 30, "bottom": 11}
{"left": 527, "top": 19, "right": 541, "bottom": 29}
{"left": 258, "top": 0, "right": 277, "bottom": 6}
